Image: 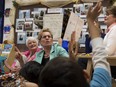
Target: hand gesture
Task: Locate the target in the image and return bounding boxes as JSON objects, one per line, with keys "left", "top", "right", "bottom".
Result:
{"left": 15, "top": 46, "right": 24, "bottom": 65}
{"left": 69, "top": 31, "right": 78, "bottom": 61}
{"left": 15, "top": 46, "right": 22, "bottom": 59}
{"left": 87, "top": 2, "right": 102, "bottom": 21}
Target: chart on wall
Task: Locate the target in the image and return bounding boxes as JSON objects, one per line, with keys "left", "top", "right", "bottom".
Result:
{"left": 43, "top": 14, "right": 63, "bottom": 40}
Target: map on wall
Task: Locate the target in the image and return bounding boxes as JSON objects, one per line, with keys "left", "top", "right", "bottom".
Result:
{"left": 43, "top": 14, "right": 63, "bottom": 40}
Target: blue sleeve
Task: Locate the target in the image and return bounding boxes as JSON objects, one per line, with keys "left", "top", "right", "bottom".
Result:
{"left": 90, "top": 68, "right": 112, "bottom": 87}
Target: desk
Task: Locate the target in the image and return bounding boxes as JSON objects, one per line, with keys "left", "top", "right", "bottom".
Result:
{"left": 77, "top": 53, "right": 116, "bottom": 82}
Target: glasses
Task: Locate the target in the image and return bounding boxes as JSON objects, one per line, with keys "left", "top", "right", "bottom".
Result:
{"left": 41, "top": 35, "right": 52, "bottom": 39}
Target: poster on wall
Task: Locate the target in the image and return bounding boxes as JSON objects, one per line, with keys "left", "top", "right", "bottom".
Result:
{"left": 63, "top": 12, "right": 84, "bottom": 42}
{"left": 43, "top": 14, "right": 63, "bottom": 40}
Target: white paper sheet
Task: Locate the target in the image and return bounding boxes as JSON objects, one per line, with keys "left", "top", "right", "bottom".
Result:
{"left": 43, "top": 14, "right": 63, "bottom": 40}
{"left": 63, "top": 12, "right": 84, "bottom": 41}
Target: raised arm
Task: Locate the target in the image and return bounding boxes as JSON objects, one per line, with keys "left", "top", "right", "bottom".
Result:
{"left": 87, "top": 2, "right": 111, "bottom": 87}
{"left": 15, "top": 46, "right": 25, "bottom": 67}
{"left": 68, "top": 31, "right": 78, "bottom": 61}
{"left": 87, "top": 2, "right": 102, "bottom": 39}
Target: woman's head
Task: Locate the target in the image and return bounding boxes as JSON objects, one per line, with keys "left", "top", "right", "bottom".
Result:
{"left": 104, "top": 6, "right": 116, "bottom": 26}
{"left": 26, "top": 37, "right": 38, "bottom": 51}
{"left": 38, "top": 28, "right": 53, "bottom": 47}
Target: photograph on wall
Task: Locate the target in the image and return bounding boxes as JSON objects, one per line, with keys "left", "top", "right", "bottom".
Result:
{"left": 24, "top": 21, "right": 33, "bottom": 31}
{"left": 100, "top": 25, "right": 107, "bottom": 34}
{"left": 39, "top": 8, "right": 47, "bottom": 17}
{"left": 63, "top": 8, "right": 73, "bottom": 13}
{"left": 82, "top": 18, "right": 88, "bottom": 29}
{"left": 17, "top": 32, "right": 26, "bottom": 44}
{"left": 24, "top": 18, "right": 33, "bottom": 31}
{"left": 73, "top": 4, "right": 84, "bottom": 16}
{"left": 5, "top": 8, "right": 10, "bottom": 17}
{"left": 33, "top": 18, "right": 43, "bottom": 31}
{"left": 98, "top": 17, "right": 104, "bottom": 22}
{"left": 78, "top": 31, "right": 89, "bottom": 44}
{"left": 99, "top": 7, "right": 106, "bottom": 17}
{"left": 32, "top": 32, "right": 39, "bottom": 39}
{"left": 32, "top": 10, "right": 45, "bottom": 30}
{"left": 26, "top": 31, "right": 39, "bottom": 39}
{"left": 19, "top": 9, "right": 30, "bottom": 19}
{"left": 26, "top": 31, "right": 33, "bottom": 37}
{"left": 16, "top": 19, "right": 25, "bottom": 32}
{"left": 84, "top": 3, "right": 93, "bottom": 15}
{"left": 33, "top": 8, "right": 47, "bottom": 20}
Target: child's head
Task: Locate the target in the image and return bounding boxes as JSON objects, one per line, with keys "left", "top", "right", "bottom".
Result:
{"left": 39, "top": 57, "right": 89, "bottom": 87}
{"left": 19, "top": 61, "right": 43, "bottom": 84}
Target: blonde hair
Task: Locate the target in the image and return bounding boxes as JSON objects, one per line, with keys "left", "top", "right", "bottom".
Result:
{"left": 26, "top": 37, "right": 38, "bottom": 46}
{"left": 38, "top": 28, "right": 53, "bottom": 40}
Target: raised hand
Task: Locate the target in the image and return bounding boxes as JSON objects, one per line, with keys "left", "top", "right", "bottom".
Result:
{"left": 68, "top": 31, "right": 78, "bottom": 61}
{"left": 87, "top": 2, "right": 102, "bottom": 21}
{"left": 15, "top": 46, "right": 22, "bottom": 59}
{"left": 15, "top": 46, "right": 24, "bottom": 67}
{"left": 87, "top": 2, "right": 102, "bottom": 39}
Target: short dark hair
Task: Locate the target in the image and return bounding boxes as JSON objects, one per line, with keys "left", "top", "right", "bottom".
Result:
{"left": 39, "top": 57, "right": 89, "bottom": 87}
{"left": 19, "top": 61, "right": 43, "bottom": 84}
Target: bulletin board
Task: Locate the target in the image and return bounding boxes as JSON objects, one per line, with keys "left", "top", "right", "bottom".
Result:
{"left": 13, "top": 0, "right": 110, "bottom": 52}
{"left": 14, "top": 3, "right": 74, "bottom": 52}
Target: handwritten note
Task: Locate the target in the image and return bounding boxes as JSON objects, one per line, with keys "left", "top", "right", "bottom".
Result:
{"left": 63, "top": 12, "right": 84, "bottom": 41}
{"left": 43, "top": 14, "right": 63, "bottom": 40}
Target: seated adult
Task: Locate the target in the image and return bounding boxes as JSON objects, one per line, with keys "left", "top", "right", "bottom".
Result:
{"left": 39, "top": 2, "right": 111, "bottom": 87}
{"left": 4, "top": 37, "right": 41, "bottom": 72}
{"left": 34, "top": 28, "right": 69, "bottom": 66}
